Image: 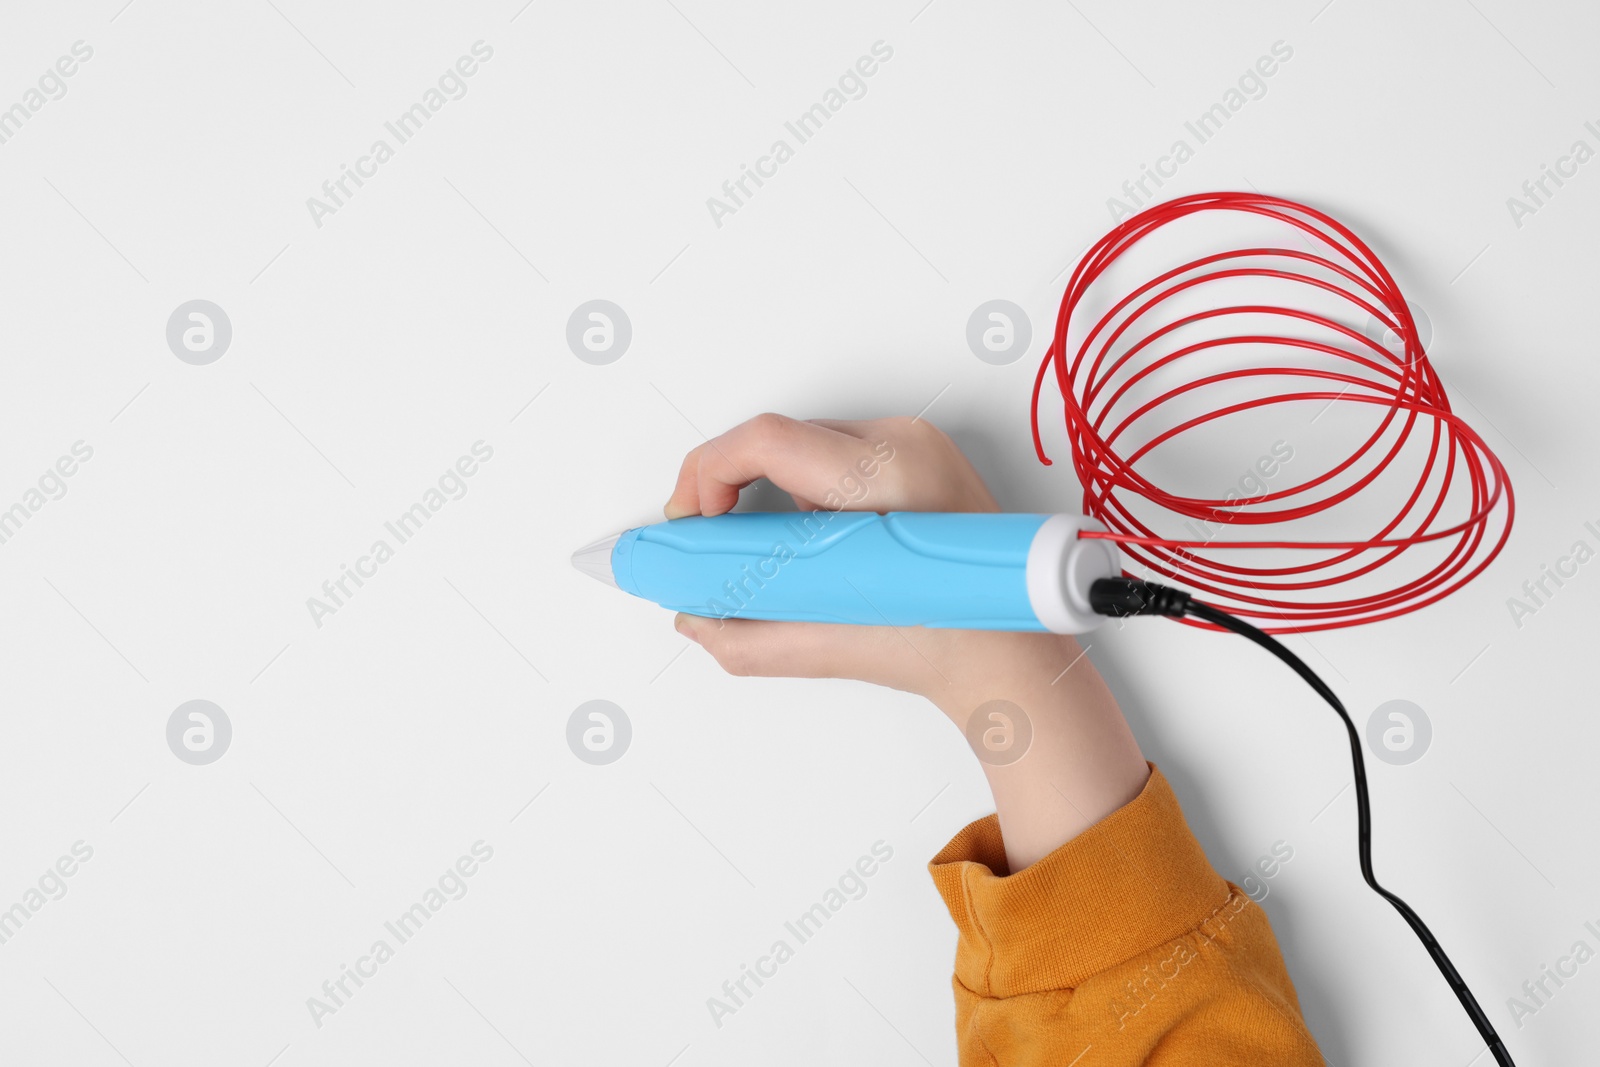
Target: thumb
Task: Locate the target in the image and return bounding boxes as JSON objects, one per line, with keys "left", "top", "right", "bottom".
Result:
{"left": 673, "top": 613, "right": 939, "bottom": 691}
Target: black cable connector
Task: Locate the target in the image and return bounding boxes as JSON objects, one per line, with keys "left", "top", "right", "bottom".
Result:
{"left": 1090, "top": 577, "right": 1515, "bottom": 1067}
{"left": 1088, "top": 576, "right": 1191, "bottom": 619}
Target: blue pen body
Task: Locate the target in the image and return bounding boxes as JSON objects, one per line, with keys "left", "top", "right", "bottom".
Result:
{"left": 617, "top": 511, "right": 1043, "bottom": 629}
{"left": 575, "top": 511, "right": 1121, "bottom": 634}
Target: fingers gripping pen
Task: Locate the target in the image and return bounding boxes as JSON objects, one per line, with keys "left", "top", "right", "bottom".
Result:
{"left": 571, "top": 512, "right": 1121, "bottom": 633}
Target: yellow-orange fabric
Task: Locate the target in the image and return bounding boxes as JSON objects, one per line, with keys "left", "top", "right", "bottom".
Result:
{"left": 928, "top": 764, "right": 1323, "bottom": 1065}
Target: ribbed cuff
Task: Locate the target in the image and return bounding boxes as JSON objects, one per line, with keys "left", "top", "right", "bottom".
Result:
{"left": 927, "top": 763, "right": 1230, "bottom": 997}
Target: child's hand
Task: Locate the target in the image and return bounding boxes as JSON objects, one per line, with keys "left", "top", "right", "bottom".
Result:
{"left": 663, "top": 411, "right": 1000, "bottom": 520}
{"left": 664, "top": 414, "right": 1054, "bottom": 708}
{"left": 665, "top": 412, "right": 1148, "bottom": 871}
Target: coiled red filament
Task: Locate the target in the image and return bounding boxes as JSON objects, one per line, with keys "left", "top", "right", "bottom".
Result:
{"left": 1030, "top": 192, "right": 1514, "bottom": 633}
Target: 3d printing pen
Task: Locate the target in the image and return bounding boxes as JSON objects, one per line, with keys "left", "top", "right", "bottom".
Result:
{"left": 570, "top": 512, "right": 1123, "bottom": 633}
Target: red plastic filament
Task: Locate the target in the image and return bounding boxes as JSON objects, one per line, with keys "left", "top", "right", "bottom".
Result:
{"left": 1030, "top": 192, "right": 1514, "bottom": 633}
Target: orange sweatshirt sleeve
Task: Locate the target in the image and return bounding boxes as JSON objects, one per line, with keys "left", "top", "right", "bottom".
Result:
{"left": 927, "top": 764, "right": 1324, "bottom": 1066}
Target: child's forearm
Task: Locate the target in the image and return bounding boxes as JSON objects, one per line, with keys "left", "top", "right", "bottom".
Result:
{"left": 926, "top": 765, "right": 1324, "bottom": 1066}
{"left": 661, "top": 413, "right": 1322, "bottom": 1064}
{"left": 923, "top": 631, "right": 1150, "bottom": 873}
{"left": 920, "top": 636, "right": 1322, "bottom": 1064}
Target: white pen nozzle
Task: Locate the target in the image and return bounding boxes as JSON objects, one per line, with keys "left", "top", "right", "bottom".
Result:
{"left": 571, "top": 533, "right": 622, "bottom": 588}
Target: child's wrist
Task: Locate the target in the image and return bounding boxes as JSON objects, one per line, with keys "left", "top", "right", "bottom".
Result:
{"left": 919, "top": 632, "right": 1085, "bottom": 723}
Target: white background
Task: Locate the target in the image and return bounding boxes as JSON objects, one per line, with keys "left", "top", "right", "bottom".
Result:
{"left": 1, "top": 1, "right": 1596, "bottom": 1064}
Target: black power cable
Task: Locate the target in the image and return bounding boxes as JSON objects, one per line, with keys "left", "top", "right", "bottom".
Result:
{"left": 1089, "top": 576, "right": 1514, "bottom": 1067}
